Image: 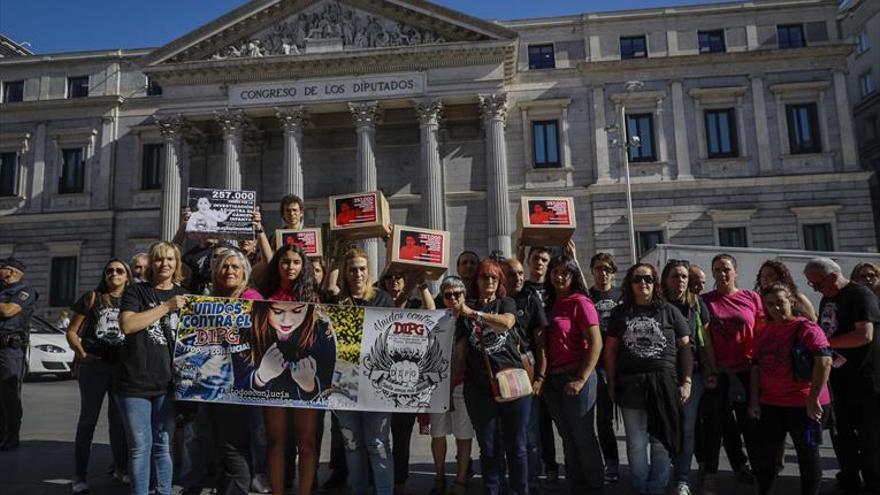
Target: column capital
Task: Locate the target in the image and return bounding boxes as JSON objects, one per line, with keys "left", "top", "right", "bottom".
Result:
{"left": 479, "top": 93, "right": 508, "bottom": 122}
{"left": 214, "top": 109, "right": 248, "bottom": 135}
{"left": 349, "top": 101, "right": 383, "bottom": 129}
{"left": 275, "top": 106, "right": 309, "bottom": 132}
{"left": 414, "top": 99, "right": 443, "bottom": 126}
{"left": 156, "top": 115, "right": 186, "bottom": 141}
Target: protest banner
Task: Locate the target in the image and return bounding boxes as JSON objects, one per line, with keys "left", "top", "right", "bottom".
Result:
{"left": 518, "top": 196, "right": 577, "bottom": 246}
{"left": 387, "top": 225, "right": 450, "bottom": 280}
{"left": 173, "top": 295, "right": 455, "bottom": 412}
{"left": 274, "top": 228, "right": 323, "bottom": 257}
{"left": 185, "top": 187, "right": 256, "bottom": 240}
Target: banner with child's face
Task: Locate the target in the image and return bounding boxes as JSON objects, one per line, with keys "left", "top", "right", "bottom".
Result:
{"left": 173, "top": 296, "right": 455, "bottom": 412}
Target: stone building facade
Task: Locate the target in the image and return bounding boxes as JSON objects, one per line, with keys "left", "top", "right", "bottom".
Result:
{"left": 0, "top": 0, "right": 874, "bottom": 316}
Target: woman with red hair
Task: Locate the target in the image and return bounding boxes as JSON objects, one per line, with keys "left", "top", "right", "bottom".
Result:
{"left": 450, "top": 259, "right": 529, "bottom": 495}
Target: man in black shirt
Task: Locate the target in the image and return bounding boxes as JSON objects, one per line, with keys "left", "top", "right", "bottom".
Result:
{"left": 587, "top": 252, "right": 622, "bottom": 482}
{"left": 805, "top": 257, "right": 880, "bottom": 493}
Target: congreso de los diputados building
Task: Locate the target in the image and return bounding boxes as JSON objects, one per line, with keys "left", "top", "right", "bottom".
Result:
{"left": 0, "top": 0, "right": 875, "bottom": 316}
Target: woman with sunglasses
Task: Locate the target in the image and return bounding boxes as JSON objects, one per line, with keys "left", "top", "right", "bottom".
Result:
{"left": 746, "top": 283, "right": 832, "bottom": 495}
{"left": 605, "top": 263, "right": 692, "bottom": 495}
{"left": 118, "top": 241, "right": 189, "bottom": 495}
{"left": 700, "top": 253, "right": 764, "bottom": 491}
{"left": 251, "top": 243, "right": 325, "bottom": 495}
{"left": 66, "top": 259, "right": 133, "bottom": 494}
{"left": 660, "top": 260, "right": 717, "bottom": 495}
{"left": 422, "top": 276, "right": 475, "bottom": 495}
{"left": 542, "top": 255, "right": 604, "bottom": 492}
{"left": 450, "top": 259, "right": 528, "bottom": 495}
{"left": 851, "top": 261, "right": 880, "bottom": 299}
{"left": 755, "top": 260, "right": 816, "bottom": 321}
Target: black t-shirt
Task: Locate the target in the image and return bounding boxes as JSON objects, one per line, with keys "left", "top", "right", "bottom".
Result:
{"left": 523, "top": 280, "right": 548, "bottom": 310}
{"left": 818, "top": 282, "right": 880, "bottom": 378}
{"left": 455, "top": 296, "right": 523, "bottom": 392}
{"left": 182, "top": 245, "right": 213, "bottom": 294}
{"left": 589, "top": 287, "right": 622, "bottom": 336}
{"left": 117, "top": 282, "right": 188, "bottom": 397}
{"left": 608, "top": 302, "right": 690, "bottom": 375}
{"left": 511, "top": 289, "right": 549, "bottom": 352}
{"left": 71, "top": 291, "right": 125, "bottom": 362}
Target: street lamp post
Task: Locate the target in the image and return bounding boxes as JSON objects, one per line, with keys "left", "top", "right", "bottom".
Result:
{"left": 608, "top": 80, "right": 644, "bottom": 264}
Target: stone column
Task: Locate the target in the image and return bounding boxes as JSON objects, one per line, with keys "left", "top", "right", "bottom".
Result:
{"left": 671, "top": 81, "right": 693, "bottom": 179}
{"left": 479, "top": 93, "right": 512, "bottom": 256}
{"left": 415, "top": 99, "right": 444, "bottom": 230}
{"left": 156, "top": 115, "right": 185, "bottom": 242}
{"left": 750, "top": 76, "right": 773, "bottom": 174}
{"left": 592, "top": 86, "right": 612, "bottom": 183}
{"left": 275, "top": 106, "right": 308, "bottom": 197}
{"left": 833, "top": 70, "right": 859, "bottom": 171}
{"left": 349, "top": 101, "right": 383, "bottom": 277}
{"left": 214, "top": 109, "right": 247, "bottom": 190}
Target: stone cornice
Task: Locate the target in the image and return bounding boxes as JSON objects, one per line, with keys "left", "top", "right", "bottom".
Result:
{"left": 578, "top": 45, "right": 852, "bottom": 77}
{"left": 144, "top": 40, "right": 517, "bottom": 85}
{"left": 0, "top": 95, "right": 124, "bottom": 113}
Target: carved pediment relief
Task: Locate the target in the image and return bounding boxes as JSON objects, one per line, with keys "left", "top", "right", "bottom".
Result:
{"left": 148, "top": 0, "right": 515, "bottom": 66}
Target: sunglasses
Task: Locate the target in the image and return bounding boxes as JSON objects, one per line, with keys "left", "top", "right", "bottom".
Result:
{"left": 443, "top": 291, "right": 464, "bottom": 300}
{"left": 105, "top": 267, "right": 127, "bottom": 275}
{"left": 632, "top": 275, "right": 655, "bottom": 284}
{"left": 807, "top": 273, "right": 831, "bottom": 292}
{"left": 592, "top": 265, "right": 615, "bottom": 274}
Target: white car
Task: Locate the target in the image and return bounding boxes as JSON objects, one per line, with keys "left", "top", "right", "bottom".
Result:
{"left": 25, "top": 315, "right": 75, "bottom": 379}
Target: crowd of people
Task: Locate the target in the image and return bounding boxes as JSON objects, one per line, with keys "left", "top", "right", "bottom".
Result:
{"left": 1, "top": 193, "right": 879, "bottom": 495}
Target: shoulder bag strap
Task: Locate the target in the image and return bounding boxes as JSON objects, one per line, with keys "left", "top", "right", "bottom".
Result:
{"left": 76, "top": 291, "right": 98, "bottom": 337}
{"left": 475, "top": 322, "right": 501, "bottom": 399}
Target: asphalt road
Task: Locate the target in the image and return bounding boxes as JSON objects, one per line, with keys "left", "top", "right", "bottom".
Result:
{"left": 0, "top": 375, "right": 850, "bottom": 494}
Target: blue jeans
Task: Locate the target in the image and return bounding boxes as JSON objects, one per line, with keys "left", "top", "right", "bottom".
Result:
{"left": 116, "top": 392, "right": 175, "bottom": 495}
{"left": 335, "top": 411, "right": 393, "bottom": 495}
{"left": 74, "top": 359, "right": 127, "bottom": 479}
{"left": 543, "top": 372, "right": 604, "bottom": 491}
{"left": 621, "top": 406, "right": 671, "bottom": 495}
{"left": 674, "top": 371, "right": 704, "bottom": 484}
{"left": 464, "top": 384, "right": 531, "bottom": 495}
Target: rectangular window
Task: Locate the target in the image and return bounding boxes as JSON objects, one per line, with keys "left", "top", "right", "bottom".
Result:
{"left": 2, "top": 80, "right": 24, "bottom": 103}
{"left": 861, "top": 71, "right": 877, "bottom": 98}
{"left": 803, "top": 223, "right": 833, "bottom": 251}
{"left": 637, "top": 230, "right": 665, "bottom": 256}
{"left": 67, "top": 76, "right": 89, "bottom": 98}
{"left": 59, "top": 147, "right": 85, "bottom": 194}
{"left": 141, "top": 143, "right": 164, "bottom": 190}
{"left": 620, "top": 36, "right": 648, "bottom": 60}
{"left": 777, "top": 24, "right": 806, "bottom": 49}
{"left": 698, "top": 30, "right": 726, "bottom": 54}
{"left": 0, "top": 152, "right": 18, "bottom": 196}
{"left": 50, "top": 256, "right": 78, "bottom": 307}
{"left": 705, "top": 108, "right": 739, "bottom": 158}
{"left": 532, "top": 120, "right": 560, "bottom": 168}
{"left": 856, "top": 32, "right": 870, "bottom": 54}
{"left": 626, "top": 113, "right": 656, "bottom": 162}
{"left": 718, "top": 227, "right": 748, "bottom": 247}
{"left": 786, "top": 103, "right": 821, "bottom": 154}
{"left": 146, "top": 76, "right": 163, "bottom": 96}
{"left": 528, "top": 44, "right": 556, "bottom": 70}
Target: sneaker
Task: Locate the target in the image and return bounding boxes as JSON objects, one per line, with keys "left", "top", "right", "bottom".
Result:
{"left": 112, "top": 470, "right": 130, "bottom": 484}
{"left": 734, "top": 464, "right": 755, "bottom": 485}
{"left": 604, "top": 464, "right": 620, "bottom": 483}
{"left": 250, "top": 473, "right": 270, "bottom": 494}
{"left": 71, "top": 480, "right": 89, "bottom": 494}
{"left": 675, "top": 481, "right": 691, "bottom": 495}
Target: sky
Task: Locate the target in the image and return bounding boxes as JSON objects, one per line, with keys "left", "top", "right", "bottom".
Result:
{"left": 0, "top": 0, "right": 734, "bottom": 54}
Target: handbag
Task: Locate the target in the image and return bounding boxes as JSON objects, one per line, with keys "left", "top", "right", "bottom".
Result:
{"left": 72, "top": 291, "right": 98, "bottom": 378}
{"left": 475, "top": 322, "right": 533, "bottom": 403}
{"left": 791, "top": 320, "right": 814, "bottom": 382}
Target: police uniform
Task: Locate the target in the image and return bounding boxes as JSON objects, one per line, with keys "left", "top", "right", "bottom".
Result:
{"left": 0, "top": 258, "right": 37, "bottom": 450}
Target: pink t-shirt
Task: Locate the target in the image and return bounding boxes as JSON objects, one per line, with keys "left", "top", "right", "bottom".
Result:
{"left": 240, "top": 288, "right": 263, "bottom": 300}
{"left": 703, "top": 289, "right": 764, "bottom": 373}
{"left": 265, "top": 289, "right": 298, "bottom": 302}
{"left": 547, "top": 293, "right": 600, "bottom": 371}
{"left": 756, "top": 317, "right": 831, "bottom": 407}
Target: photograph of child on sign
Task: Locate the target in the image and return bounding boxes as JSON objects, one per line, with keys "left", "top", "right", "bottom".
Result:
{"left": 399, "top": 234, "right": 429, "bottom": 261}
{"left": 335, "top": 200, "right": 362, "bottom": 226}
{"left": 527, "top": 200, "right": 570, "bottom": 226}
{"left": 187, "top": 194, "right": 232, "bottom": 232}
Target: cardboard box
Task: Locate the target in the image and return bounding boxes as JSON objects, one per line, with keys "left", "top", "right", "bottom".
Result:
{"left": 518, "top": 196, "right": 577, "bottom": 246}
{"left": 386, "top": 225, "right": 450, "bottom": 280}
{"left": 274, "top": 228, "right": 323, "bottom": 258}
{"left": 328, "top": 191, "right": 392, "bottom": 241}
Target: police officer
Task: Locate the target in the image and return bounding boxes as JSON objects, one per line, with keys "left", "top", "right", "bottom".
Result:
{"left": 0, "top": 257, "right": 37, "bottom": 451}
